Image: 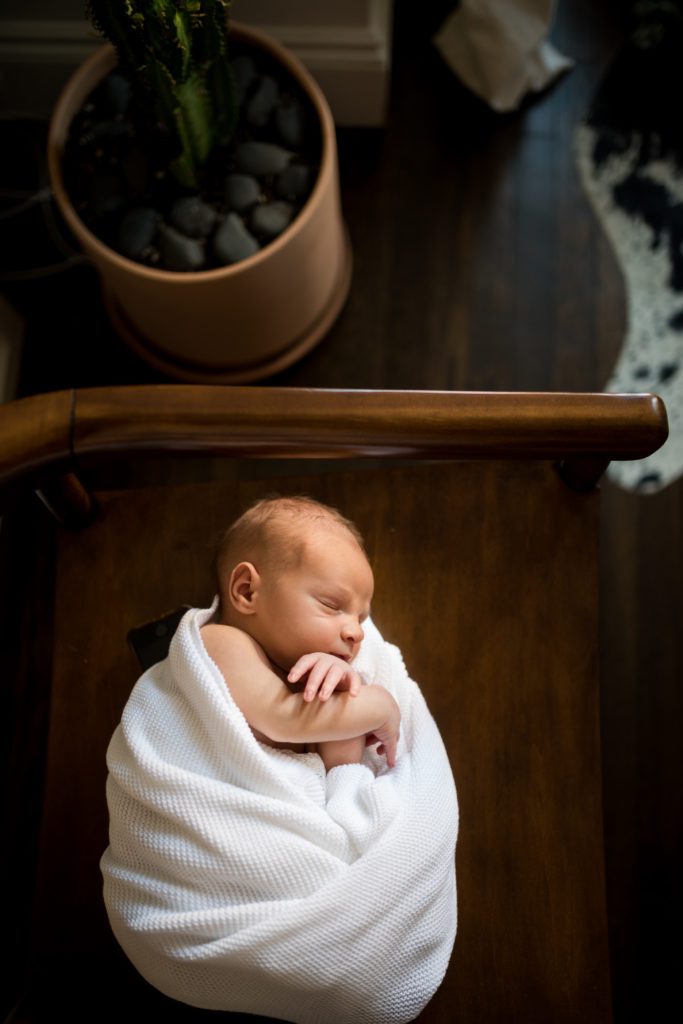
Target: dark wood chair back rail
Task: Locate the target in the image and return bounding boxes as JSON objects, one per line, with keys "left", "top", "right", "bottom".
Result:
{"left": 0, "top": 387, "right": 668, "bottom": 491}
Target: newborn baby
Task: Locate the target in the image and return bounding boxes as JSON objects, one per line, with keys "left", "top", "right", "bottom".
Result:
{"left": 102, "top": 494, "right": 458, "bottom": 1021}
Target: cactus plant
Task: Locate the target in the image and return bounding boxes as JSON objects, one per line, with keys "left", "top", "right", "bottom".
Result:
{"left": 86, "top": 1, "right": 237, "bottom": 189}
{"left": 48, "top": 15, "right": 350, "bottom": 377}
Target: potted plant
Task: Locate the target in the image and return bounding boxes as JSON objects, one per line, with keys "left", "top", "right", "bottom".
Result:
{"left": 47, "top": 1, "right": 351, "bottom": 382}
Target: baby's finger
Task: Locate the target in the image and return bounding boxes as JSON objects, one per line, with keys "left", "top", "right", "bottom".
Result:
{"left": 288, "top": 653, "right": 318, "bottom": 684}
{"left": 385, "top": 735, "right": 398, "bottom": 768}
{"left": 319, "top": 664, "right": 344, "bottom": 701}
{"left": 302, "top": 659, "right": 330, "bottom": 701}
{"left": 349, "top": 672, "right": 362, "bottom": 697}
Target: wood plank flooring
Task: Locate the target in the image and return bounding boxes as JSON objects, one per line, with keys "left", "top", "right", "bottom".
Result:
{"left": 2, "top": 2, "right": 680, "bottom": 1021}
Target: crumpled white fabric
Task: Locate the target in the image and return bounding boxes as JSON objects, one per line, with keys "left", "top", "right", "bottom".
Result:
{"left": 434, "top": 0, "right": 574, "bottom": 112}
{"left": 101, "top": 603, "right": 458, "bottom": 1023}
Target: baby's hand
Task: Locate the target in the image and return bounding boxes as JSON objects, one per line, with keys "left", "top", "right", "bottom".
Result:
{"left": 288, "top": 652, "right": 362, "bottom": 703}
{"left": 365, "top": 691, "right": 401, "bottom": 768}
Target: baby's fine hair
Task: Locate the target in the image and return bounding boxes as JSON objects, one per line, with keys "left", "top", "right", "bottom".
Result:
{"left": 214, "top": 496, "right": 364, "bottom": 608}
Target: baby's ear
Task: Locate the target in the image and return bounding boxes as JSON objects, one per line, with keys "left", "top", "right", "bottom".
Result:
{"left": 229, "top": 562, "right": 260, "bottom": 614}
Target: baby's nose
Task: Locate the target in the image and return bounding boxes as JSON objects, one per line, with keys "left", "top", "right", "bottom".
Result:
{"left": 342, "top": 619, "right": 364, "bottom": 645}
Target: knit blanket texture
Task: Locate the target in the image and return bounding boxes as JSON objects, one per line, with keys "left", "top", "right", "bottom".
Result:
{"left": 101, "top": 604, "right": 458, "bottom": 1023}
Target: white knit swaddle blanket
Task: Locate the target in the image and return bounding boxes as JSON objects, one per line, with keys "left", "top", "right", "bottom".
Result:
{"left": 101, "top": 604, "right": 458, "bottom": 1023}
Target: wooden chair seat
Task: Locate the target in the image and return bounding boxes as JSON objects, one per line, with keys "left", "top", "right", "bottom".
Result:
{"left": 0, "top": 386, "right": 667, "bottom": 1022}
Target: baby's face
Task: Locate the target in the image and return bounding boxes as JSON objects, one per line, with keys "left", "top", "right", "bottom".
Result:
{"left": 255, "top": 525, "right": 374, "bottom": 673}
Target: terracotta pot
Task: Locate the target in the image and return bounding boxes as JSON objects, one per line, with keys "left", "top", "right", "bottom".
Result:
{"left": 47, "top": 22, "right": 352, "bottom": 382}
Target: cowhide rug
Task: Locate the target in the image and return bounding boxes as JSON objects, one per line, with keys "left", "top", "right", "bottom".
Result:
{"left": 574, "top": 1, "right": 683, "bottom": 493}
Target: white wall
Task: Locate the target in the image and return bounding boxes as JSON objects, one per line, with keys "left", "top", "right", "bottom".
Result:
{"left": 0, "top": 0, "right": 394, "bottom": 125}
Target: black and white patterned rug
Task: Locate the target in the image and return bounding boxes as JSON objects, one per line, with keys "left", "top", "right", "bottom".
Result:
{"left": 574, "top": 1, "right": 683, "bottom": 493}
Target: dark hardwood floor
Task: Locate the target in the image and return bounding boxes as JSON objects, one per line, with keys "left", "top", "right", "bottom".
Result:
{"left": 2, "top": 2, "right": 680, "bottom": 1021}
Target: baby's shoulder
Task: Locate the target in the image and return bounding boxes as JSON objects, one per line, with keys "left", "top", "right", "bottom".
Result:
{"left": 200, "top": 621, "right": 237, "bottom": 637}
{"left": 201, "top": 622, "right": 267, "bottom": 667}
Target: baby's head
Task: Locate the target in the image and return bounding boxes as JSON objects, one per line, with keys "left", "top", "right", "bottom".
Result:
{"left": 214, "top": 496, "right": 374, "bottom": 671}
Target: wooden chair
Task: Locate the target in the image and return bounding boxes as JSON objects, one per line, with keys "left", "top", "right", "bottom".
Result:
{"left": 0, "top": 386, "right": 667, "bottom": 1023}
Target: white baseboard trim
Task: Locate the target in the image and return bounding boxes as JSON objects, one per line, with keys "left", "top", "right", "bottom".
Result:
{"left": 0, "top": 5, "right": 393, "bottom": 125}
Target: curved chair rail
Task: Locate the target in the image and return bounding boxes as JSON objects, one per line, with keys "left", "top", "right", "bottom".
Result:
{"left": 0, "top": 386, "right": 669, "bottom": 491}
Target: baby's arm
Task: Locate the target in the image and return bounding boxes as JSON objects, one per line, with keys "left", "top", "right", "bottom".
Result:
{"left": 201, "top": 625, "right": 401, "bottom": 766}
{"left": 316, "top": 736, "right": 367, "bottom": 771}
{"left": 250, "top": 647, "right": 371, "bottom": 768}
{"left": 287, "top": 652, "right": 373, "bottom": 770}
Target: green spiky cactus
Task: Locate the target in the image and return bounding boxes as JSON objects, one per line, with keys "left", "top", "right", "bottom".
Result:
{"left": 86, "top": 1, "right": 237, "bottom": 189}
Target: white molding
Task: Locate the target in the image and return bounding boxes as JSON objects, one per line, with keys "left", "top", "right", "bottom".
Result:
{"left": 0, "top": 1, "right": 393, "bottom": 124}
